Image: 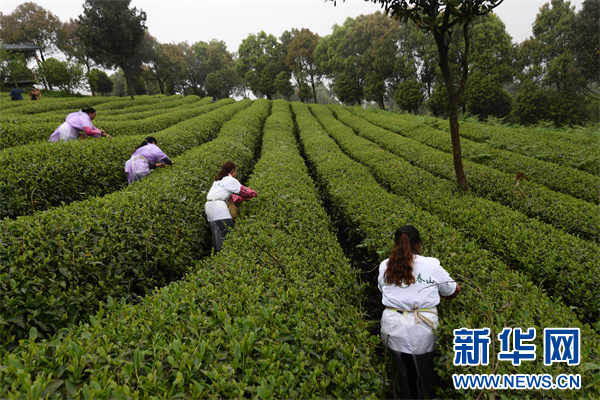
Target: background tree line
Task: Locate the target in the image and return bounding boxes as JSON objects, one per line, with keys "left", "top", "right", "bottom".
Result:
{"left": 1, "top": 0, "right": 597, "bottom": 126}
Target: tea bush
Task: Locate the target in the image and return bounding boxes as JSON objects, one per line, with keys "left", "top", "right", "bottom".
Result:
{"left": 0, "top": 99, "right": 244, "bottom": 219}
{"left": 350, "top": 107, "right": 600, "bottom": 203}
{"left": 311, "top": 104, "right": 600, "bottom": 324}
{"left": 293, "top": 101, "right": 600, "bottom": 400}
{"left": 0, "top": 99, "right": 269, "bottom": 345}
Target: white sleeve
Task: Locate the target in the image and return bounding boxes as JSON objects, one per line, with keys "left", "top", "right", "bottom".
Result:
{"left": 435, "top": 261, "right": 457, "bottom": 297}
{"left": 221, "top": 176, "right": 242, "bottom": 194}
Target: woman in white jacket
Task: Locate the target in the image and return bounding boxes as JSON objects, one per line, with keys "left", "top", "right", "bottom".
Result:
{"left": 205, "top": 161, "right": 256, "bottom": 252}
{"left": 378, "top": 225, "right": 460, "bottom": 399}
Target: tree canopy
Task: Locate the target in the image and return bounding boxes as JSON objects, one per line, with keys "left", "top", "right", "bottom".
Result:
{"left": 76, "top": 0, "right": 147, "bottom": 99}
{"left": 0, "top": 2, "right": 61, "bottom": 61}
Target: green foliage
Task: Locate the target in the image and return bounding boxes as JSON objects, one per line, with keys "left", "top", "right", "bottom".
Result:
{"left": 334, "top": 70, "right": 363, "bottom": 105}
{"left": 293, "top": 100, "right": 600, "bottom": 399}
{"left": 324, "top": 105, "right": 600, "bottom": 324}
{"left": 0, "top": 46, "right": 29, "bottom": 84}
{"left": 285, "top": 28, "right": 322, "bottom": 103}
{"left": 274, "top": 71, "right": 294, "bottom": 100}
{"left": 77, "top": 0, "right": 148, "bottom": 98}
{"left": 41, "top": 57, "right": 84, "bottom": 94}
{"left": 427, "top": 82, "right": 448, "bottom": 117}
{"left": 0, "top": 99, "right": 265, "bottom": 346}
{"left": 96, "top": 70, "right": 113, "bottom": 95}
{"left": 393, "top": 78, "right": 425, "bottom": 114}
{"left": 464, "top": 71, "right": 512, "bottom": 119}
{"left": 571, "top": 0, "right": 600, "bottom": 94}
{"left": 514, "top": 0, "right": 592, "bottom": 125}
{"left": 351, "top": 106, "right": 600, "bottom": 205}
{"left": 144, "top": 35, "right": 188, "bottom": 95}
{"left": 237, "top": 31, "right": 282, "bottom": 99}
{"left": 315, "top": 12, "right": 400, "bottom": 107}
{"left": 0, "top": 98, "right": 245, "bottom": 220}
{"left": 0, "top": 2, "right": 61, "bottom": 58}
{"left": 0, "top": 100, "right": 382, "bottom": 399}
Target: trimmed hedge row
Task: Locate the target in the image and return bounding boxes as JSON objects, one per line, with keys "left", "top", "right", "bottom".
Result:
{"left": 0, "top": 95, "right": 166, "bottom": 116}
{"left": 0, "top": 100, "right": 383, "bottom": 399}
{"left": 0, "top": 95, "right": 195, "bottom": 125}
{"left": 457, "top": 120, "right": 600, "bottom": 175}
{"left": 331, "top": 106, "right": 600, "bottom": 242}
{"left": 0, "top": 96, "right": 217, "bottom": 150}
{"left": 99, "top": 96, "right": 201, "bottom": 119}
{"left": 0, "top": 99, "right": 270, "bottom": 347}
{"left": 349, "top": 107, "right": 600, "bottom": 205}
{"left": 0, "top": 99, "right": 246, "bottom": 220}
{"left": 292, "top": 101, "right": 600, "bottom": 399}
{"left": 312, "top": 104, "right": 600, "bottom": 324}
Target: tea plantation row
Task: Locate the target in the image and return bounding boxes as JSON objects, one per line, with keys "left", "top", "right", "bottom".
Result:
{"left": 0, "top": 99, "right": 267, "bottom": 346}
{"left": 291, "top": 101, "right": 600, "bottom": 399}
{"left": 0, "top": 96, "right": 214, "bottom": 149}
{"left": 310, "top": 104, "right": 600, "bottom": 326}
{"left": 336, "top": 106, "right": 600, "bottom": 239}
{"left": 0, "top": 95, "right": 189, "bottom": 124}
{"left": 0, "top": 99, "right": 245, "bottom": 219}
{"left": 0, "top": 100, "right": 383, "bottom": 399}
{"left": 350, "top": 107, "right": 600, "bottom": 204}
{"left": 1, "top": 96, "right": 597, "bottom": 399}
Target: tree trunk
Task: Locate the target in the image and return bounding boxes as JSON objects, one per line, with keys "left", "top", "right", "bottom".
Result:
{"left": 123, "top": 69, "right": 136, "bottom": 100}
{"left": 310, "top": 74, "right": 318, "bottom": 104}
{"left": 435, "top": 32, "right": 468, "bottom": 191}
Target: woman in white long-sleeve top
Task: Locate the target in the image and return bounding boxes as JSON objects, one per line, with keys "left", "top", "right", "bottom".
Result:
{"left": 205, "top": 161, "right": 257, "bottom": 252}
{"left": 378, "top": 224, "right": 460, "bottom": 399}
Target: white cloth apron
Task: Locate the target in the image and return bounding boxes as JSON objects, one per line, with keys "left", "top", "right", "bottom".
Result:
{"left": 380, "top": 306, "right": 439, "bottom": 355}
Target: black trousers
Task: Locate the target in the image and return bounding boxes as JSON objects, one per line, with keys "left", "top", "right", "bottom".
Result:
{"left": 390, "top": 349, "right": 438, "bottom": 399}
{"left": 209, "top": 219, "right": 234, "bottom": 252}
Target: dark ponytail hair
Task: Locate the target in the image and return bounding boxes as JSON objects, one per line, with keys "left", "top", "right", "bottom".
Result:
{"left": 384, "top": 225, "right": 422, "bottom": 286}
{"left": 215, "top": 161, "right": 236, "bottom": 181}
{"left": 81, "top": 107, "right": 96, "bottom": 115}
{"left": 135, "top": 136, "right": 157, "bottom": 150}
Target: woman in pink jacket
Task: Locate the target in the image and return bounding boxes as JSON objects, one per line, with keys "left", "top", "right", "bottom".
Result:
{"left": 49, "top": 107, "right": 112, "bottom": 142}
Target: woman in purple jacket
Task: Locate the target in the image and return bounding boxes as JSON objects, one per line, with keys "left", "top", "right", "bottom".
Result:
{"left": 124, "top": 136, "right": 174, "bottom": 184}
{"left": 49, "top": 107, "right": 111, "bottom": 142}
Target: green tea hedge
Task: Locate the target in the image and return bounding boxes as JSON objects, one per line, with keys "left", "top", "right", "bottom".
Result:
{"left": 0, "top": 100, "right": 383, "bottom": 399}
{"left": 350, "top": 107, "right": 600, "bottom": 203}
{"left": 332, "top": 106, "right": 600, "bottom": 242}
{"left": 312, "top": 104, "right": 600, "bottom": 324}
{"left": 293, "top": 101, "right": 600, "bottom": 400}
{"left": 0, "top": 96, "right": 214, "bottom": 149}
{"left": 0, "top": 99, "right": 244, "bottom": 219}
{"left": 0, "top": 99, "right": 269, "bottom": 346}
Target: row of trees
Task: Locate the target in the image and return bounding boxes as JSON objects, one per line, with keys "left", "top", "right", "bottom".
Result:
{"left": 1, "top": 0, "right": 598, "bottom": 126}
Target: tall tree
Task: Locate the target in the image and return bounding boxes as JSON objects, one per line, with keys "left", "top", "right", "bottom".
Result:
{"left": 571, "top": 0, "right": 599, "bottom": 100}
{"left": 316, "top": 12, "right": 400, "bottom": 108}
{"left": 204, "top": 40, "right": 239, "bottom": 97}
{"left": 41, "top": 57, "right": 84, "bottom": 94}
{"left": 237, "top": 31, "right": 283, "bottom": 99}
{"left": 334, "top": 0, "right": 504, "bottom": 191}
{"left": 285, "top": 28, "right": 323, "bottom": 103}
{"left": 76, "top": 0, "right": 147, "bottom": 100}
{"left": 144, "top": 35, "right": 187, "bottom": 94}
{"left": 179, "top": 41, "right": 208, "bottom": 96}
{"left": 0, "top": 2, "right": 61, "bottom": 61}
{"left": 0, "top": 45, "right": 29, "bottom": 85}
{"left": 56, "top": 19, "right": 95, "bottom": 73}
{"left": 515, "top": 0, "right": 589, "bottom": 125}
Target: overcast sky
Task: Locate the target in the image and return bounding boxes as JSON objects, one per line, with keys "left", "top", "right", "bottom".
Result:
{"left": 0, "top": 0, "right": 586, "bottom": 53}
